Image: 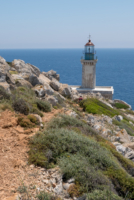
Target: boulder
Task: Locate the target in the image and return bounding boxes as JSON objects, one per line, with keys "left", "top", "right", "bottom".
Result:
{"left": 11, "top": 74, "right": 24, "bottom": 82}
{"left": 44, "top": 83, "right": 54, "bottom": 95}
{"left": 115, "top": 115, "right": 123, "bottom": 122}
{"left": 60, "top": 84, "right": 72, "bottom": 98}
{"left": 28, "top": 63, "right": 40, "bottom": 77}
{"left": 0, "top": 82, "right": 11, "bottom": 93}
{"left": 12, "top": 59, "right": 40, "bottom": 76}
{"left": 33, "top": 84, "right": 54, "bottom": 97}
{"left": 46, "top": 96, "right": 58, "bottom": 106}
{"left": 39, "top": 74, "right": 51, "bottom": 84}
{"left": 50, "top": 79, "right": 60, "bottom": 91}
{"left": 117, "top": 129, "right": 131, "bottom": 143}
{"left": 43, "top": 70, "right": 60, "bottom": 81}
{"left": 6, "top": 72, "right": 15, "bottom": 85}
{"left": 29, "top": 74, "right": 41, "bottom": 86}
{"left": 15, "top": 79, "right": 32, "bottom": 88}
{"left": 33, "top": 85, "right": 45, "bottom": 97}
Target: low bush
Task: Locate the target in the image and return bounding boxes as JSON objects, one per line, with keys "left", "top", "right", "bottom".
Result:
{"left": 0, "top": 86, "right": 11, "bottom": 100}
{"left": 28, "top": 114, "right": 39, "bottom": 124}
{"left": 31, "top": 107, "right": 43, "bottom": 117}
{"left": 12, "top": 98, "right": 29, "bottom": 115}
{"left": 36, "top": 99, "right": 51, "bottom": 112}
{"left": 80, "top": 98, "right": 119, "bottom": 117}
{"left": 29, "top": 114, "right": 134, "bottom": 198}
{"left": 18, "top": 116, "right": 34, "bottom": 128}
{"left": 114, "top": 103, "right": 129, "bottom": 109}
{"left": 37, "top": 191, "right": 60, "bottom": 200}
{"left": 59, "top": 153, "right": 109, "bottom": 193}
{"left": 86, "top": 189, "right": 123, "bottom": 200}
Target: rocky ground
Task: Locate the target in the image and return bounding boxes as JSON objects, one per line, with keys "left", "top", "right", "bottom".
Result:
{"left": 1, "top": 56, "right": 134, "bottom": 199}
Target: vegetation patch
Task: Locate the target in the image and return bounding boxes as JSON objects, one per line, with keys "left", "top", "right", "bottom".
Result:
{"left": 114, "top": 103, "right": 129, "bottom": 109}
{"left": 28, "top": 114, "right": 39, "bottom": 125}
{"left": 37, "top": 191, "right": 61, "bottom": 200}
{"left": 0, "top": 86, "right": 11, "bottom": 100}
{"left": 29, "top": 114, "right": 134, "bottom": 198}
{"left": 0, "top": 101, "right": 13, "bottom": 111}
{"left": 9, "top": 70, "right": 18, "bottom": 75}
{"left": 12, "top": 98, "right": 29, "bottom": 115}
{"left": 36, "top": 99, "right": 51, "bottom": 112}
{"left": 18, "top": 116, "right": 34, "bottom": 128}
{"left": 80, "top": 98, "right": 119, "bottom": 117}
{"left": 113, "top": 119, "right": 134, "bottom": 136}
{"left": 86, "top": 189, "right": 123, "bottom": 200}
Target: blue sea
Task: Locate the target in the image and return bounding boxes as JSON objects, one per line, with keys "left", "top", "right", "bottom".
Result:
{"left": 0, "top": 49, "right": 134, "bottom": 109}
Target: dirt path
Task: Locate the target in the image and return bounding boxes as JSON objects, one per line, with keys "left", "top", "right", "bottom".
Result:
{"left": 0, "top": 109, "right": 64, "bottom": 200}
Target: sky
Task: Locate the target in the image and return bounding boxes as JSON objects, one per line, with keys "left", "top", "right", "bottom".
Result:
{"left": 0, "top": 0, "right": 134, "bottom": 49}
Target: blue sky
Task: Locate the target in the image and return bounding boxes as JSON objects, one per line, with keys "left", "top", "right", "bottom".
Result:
{"left": 1, "top": 0, "right": 134, "bottom": 48}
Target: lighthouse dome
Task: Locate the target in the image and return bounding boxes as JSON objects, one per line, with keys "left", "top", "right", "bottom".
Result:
{"left": 85, "top": 39, "right": 95, "bottom": 46}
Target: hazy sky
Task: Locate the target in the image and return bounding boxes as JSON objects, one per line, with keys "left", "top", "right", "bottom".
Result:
{"left": 1, "top": 0, "right": 134, "bottom": 49}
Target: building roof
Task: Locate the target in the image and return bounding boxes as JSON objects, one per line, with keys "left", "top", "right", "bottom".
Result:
{"left": 85, "top": 39, "right": 94, "bottom": 46}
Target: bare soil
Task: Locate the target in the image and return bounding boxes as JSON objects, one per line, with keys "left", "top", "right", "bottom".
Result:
{"left": 0, "top": 109, "right": 64, "bottom": 200}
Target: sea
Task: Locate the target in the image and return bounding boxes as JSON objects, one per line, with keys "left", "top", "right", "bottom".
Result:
{"left": 0, "top": 49, "right": 134, "bottom": 109}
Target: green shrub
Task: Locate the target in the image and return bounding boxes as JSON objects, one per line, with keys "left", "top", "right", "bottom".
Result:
{"left": 12, "top": 98, "right": 29, "bottom": 115}
{"left": 37, "top": 192, "right": 55, "bottom": 200}
{"left": 80, "top": 98, "right": 119, "bottom": 117}
{"left": 28, "top": 114, "right": 39, "bottom": 124}
{"left": 18, "top": 116, "right": 33, "bottom": 128}
{"left": 31, "top": 107, "right": 43, "bottom": 117}
{"left": 36, "top": 99, "right": 51, "bottom": 112}
{"left": 29, "top": 114, "right": 134, "bottom": 198}
{"left": 0, "top": 86, "right": 11, "bottom": 100}
{"left": 86, "top": 189, "right": 123, "bottom": 200}
{"left": 105, "top": 167, "right": 134, "bottom": 198}
{"left": 114, "top": 103, "right": 129, "bottom": 109}
{"left": 58, "top": 153, "right": 109, "bottom": 193}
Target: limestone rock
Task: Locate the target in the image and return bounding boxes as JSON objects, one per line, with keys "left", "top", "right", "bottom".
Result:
{"left": 69, "top": 111, "right": 78, "bottom": 118}
{"left": 115, "top": 115, "right": 123, "bottom": 122}
{"left": 15, "top": 79, "right": 32, "bottom": 88}
{"left": 29, "top": 74, "right": 41, "bottom": 86}
{"left": 0, "top": 82, "right": 11, "bottom": 93}
{"left": 117, "top": 129, "right": 131, "bottom": 143}
{"left": 60, "top": 84, "right": 72, "bottom": 98}
{"left": 33, "top": 84, "right": 54, "bottom": 97}
{"left": 46, "top": 96, "right": 58, "bottom": 106}
{"left": 43, "top": 70, "right": 60, "bottom": 81}
{"left": 50, "top": 79, "right": 60, "bottom": 91}
{"left": 0, "top": 56, "right": 11, "bottom": 82}
{"left": 12, "top": 59, "right": 40, "bottom": 76}
{"left": 39, "top": 73, "right": 51, "bottom": 84}
{"left": 11, "top": 74, "right": 24, "bottom": 82}
{"left": 6, "top": 72, "right": 15, "bottom": 85}
{"left": 28, "top": 63, "right": 40, "bottom": 77}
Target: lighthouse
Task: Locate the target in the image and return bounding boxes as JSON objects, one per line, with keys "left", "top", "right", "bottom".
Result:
{"left": 81, "top": 38, "right": 97, "bottom": 89}
{"left": 71, "top": 36, "right": 114, "bottom": 99}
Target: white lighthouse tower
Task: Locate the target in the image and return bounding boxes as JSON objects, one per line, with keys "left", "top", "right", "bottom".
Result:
{"left": 81, "top": 38, "right": 97, "bottom": 88}
{"left": 71, "top": 36, "right": 114, "bottom": 99}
